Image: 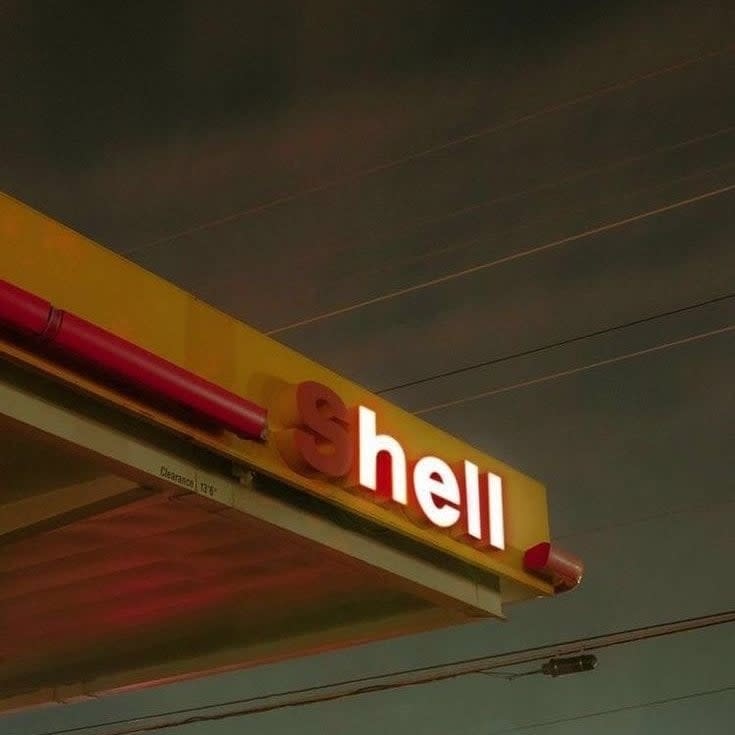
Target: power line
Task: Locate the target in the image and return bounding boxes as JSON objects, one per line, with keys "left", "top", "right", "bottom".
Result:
{"left": 489, "top": 685, "right": 735, "bottom": 734}
{"left": 378, "top": 292, "right": 735, "bottom": 394}
{"left": 125, "top": 47, "right": 733, "bottom": 256}
{"left": 555, "top": 497, "right": 735, "bottom": 542}
{"left": 393, "top": 124, "right": 735, "bottom": 238}
{"left": 35, "top": 611, "right": 735, "bottom": 735}
{"left": 413, "top": 323, "right": 735, "bottom": 415}
{"left": 266, "top": 181, "right": 735, "bottom": 334}
{"left": 279, "top": 123, "right": 735, "bottom": 274}
{"left": 354, "top": 153, "right": 735, "bottom": 289}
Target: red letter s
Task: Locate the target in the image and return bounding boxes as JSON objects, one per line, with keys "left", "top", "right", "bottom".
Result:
{"left": 273, "top": 381, "right": 353, "bottom": 478}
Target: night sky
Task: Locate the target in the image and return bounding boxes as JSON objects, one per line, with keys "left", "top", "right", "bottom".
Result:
{"left": 2, "top": 2, "right": 735, "bottom": 733}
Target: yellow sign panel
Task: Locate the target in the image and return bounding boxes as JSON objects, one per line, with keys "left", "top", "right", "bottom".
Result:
{"left": 0, "top": 191, "right": 552, "bottom": 597}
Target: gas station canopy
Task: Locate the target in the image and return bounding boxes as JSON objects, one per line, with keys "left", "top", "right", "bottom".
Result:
{"left": 0, "top": 192, "right": 577, "bottom": 713}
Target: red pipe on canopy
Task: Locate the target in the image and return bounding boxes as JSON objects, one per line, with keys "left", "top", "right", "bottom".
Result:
{"left": 0, "top": 278, "right": 268, "bottom": 440}
{"left": 0, "top": 278, "right": 52, "bottom": 335}
{"left": 523, "top": 542, "right": 584, "bottom": 593}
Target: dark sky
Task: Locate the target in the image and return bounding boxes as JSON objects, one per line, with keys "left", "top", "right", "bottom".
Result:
{"left": 3, "top": 3, "right": 602, "bottom": 152}
{"left": 2, "top": 2, "right": 735, "bottom": 733}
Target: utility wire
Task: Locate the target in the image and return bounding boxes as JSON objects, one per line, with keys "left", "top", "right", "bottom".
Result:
{"left": 356, "top": 153, "right": 735, "bottom": 289}
{"left": 555, "top": 497, "right": 735, "bottom": 542}
{"left": 267, "top": 181, "right": 735, "bottom": 334}
{"left": 378, "top": 292, "right": 735, "bottom": 394}
{"left": 489, "top": 685, "right": 735, "bottom": 734}
{"left": 413, "top": 323, "right": 735, "bottom": 415}
{"left": 281, "top": 122, "right": 735, "bottom": 273}
{"left": 391, "top": 124, "right": 735, "bottom": 239}
{"left": 126, "top": 47, "right": 733, "bottom": 255}
{"left": 35, "top": 610, "right": 735, "bottom": 735}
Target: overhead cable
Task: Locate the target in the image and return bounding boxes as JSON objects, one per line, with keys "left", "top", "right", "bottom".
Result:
{"left": 379, "top": 292, "right": 735, "bottom": 394}
{"left": 413, "top": 323, "right": 735, "bottom": 414}
{"left": 267, "top": 181, "right": 735, "bottom": 334}
{"left": 488, "top": 685, "right": 735, "bottom": 734}
{"left": 280, "top": 123, "right": 735, "bottom": 274}
{"left": 127, "top": 47, "right": 733, "bottom": 255}
{"left": 36, "top": 610, "right": 735, "bottom": 735}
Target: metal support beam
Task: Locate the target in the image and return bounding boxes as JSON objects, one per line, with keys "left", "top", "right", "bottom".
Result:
{"left": 0, "top": 475, "right": 145, "bottom": 540}
{"left": 0, "top": 362, "right": 503, "bottom": 617}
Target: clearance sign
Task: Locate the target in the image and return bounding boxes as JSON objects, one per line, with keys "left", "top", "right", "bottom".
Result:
{"left": 0, "top": 191, "right": 572, "bottom": 600}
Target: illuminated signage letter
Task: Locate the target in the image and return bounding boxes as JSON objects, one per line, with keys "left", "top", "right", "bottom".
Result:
{"left": 412, "top": 456, "right": 461, "bottom": 528}
{"left": 358, "top": 406, "right": 408, "bottom": 505}
{"left": 460, "top": 460, "right": 483, "bottom": 540}
{"left": 487, "top": 472, "right": 505, "bottom": 550}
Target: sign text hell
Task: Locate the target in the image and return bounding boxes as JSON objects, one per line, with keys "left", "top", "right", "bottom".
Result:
{"left": 274, "top": 382, "right": 505, "bottom": 550}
